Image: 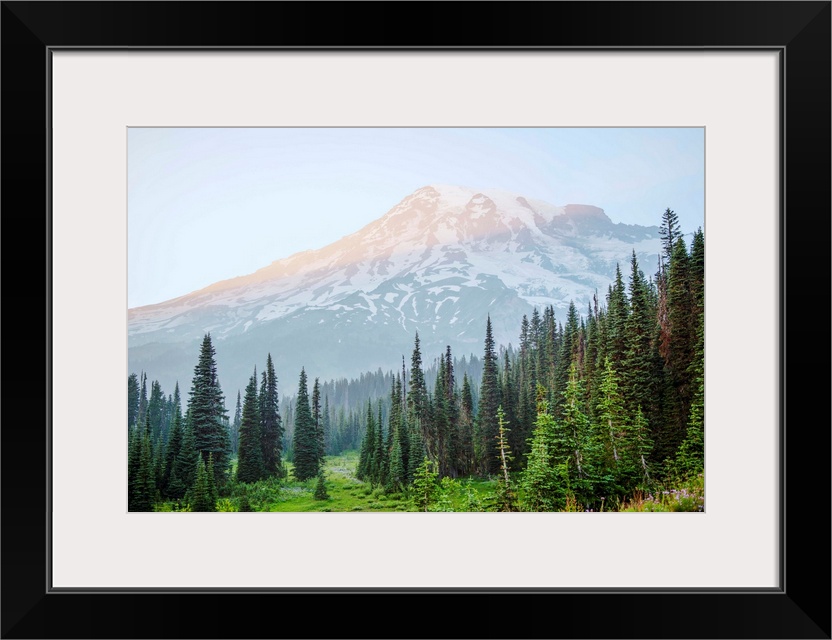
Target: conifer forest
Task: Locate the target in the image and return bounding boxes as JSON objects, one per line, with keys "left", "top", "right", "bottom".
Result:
{"left": 128, "top": 208, "right": 705, "bottom": 512}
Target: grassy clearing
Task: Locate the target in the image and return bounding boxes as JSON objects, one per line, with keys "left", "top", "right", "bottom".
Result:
{"left": 233, "top": 451, "right": 497, "bottom": 512}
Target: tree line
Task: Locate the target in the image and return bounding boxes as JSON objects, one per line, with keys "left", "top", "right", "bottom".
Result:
{"left": 127, "top": 338, "right": 288, "bottom": 511}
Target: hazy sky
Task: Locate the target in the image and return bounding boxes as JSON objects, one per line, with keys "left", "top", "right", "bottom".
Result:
{"left": 128, "top": 127, "right": 704, "bottom": 308}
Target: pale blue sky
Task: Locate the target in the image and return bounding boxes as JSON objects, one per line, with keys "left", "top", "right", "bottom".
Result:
{"left": 128, "top": 127, "right": 704, "bottom": 308}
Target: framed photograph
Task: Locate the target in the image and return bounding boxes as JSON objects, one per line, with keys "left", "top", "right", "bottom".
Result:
{"left": 2, "top": 2, "right": 829, "bottom": 638}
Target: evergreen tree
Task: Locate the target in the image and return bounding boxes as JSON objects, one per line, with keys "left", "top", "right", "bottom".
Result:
{"left": 605, "top": 266, "right": 630, "bottom": 371}
{"left": 553, "top": 301, "right": 581, "bottom": 414}
{"left": 206, "top": 453, "right": 218, "bottom": 508}
{"left": 630, "top": 406, "right": 654, "bottom": 484}
{"left": 501, "top": 349, "right": 522, "bottom": 465}
{"left": 676, "top": 312, "right": 704, "bottom": 477}
{"left": 407, "top": 418, "right": 425, "bottom": 484}
{"left": 689, "top": 227, "right": 705, "bottom": 319}
{"left": 374, "top": 400, "right": 386, "bottom": 486}
{"left": 443, "top": 346, "right": 459, "bottom": 477}
{"left": 594, "top": 357, "right": 630, "bottom": 497}
{"left": 138, "top": 372, "right": 148, "bottom": 428}
{"left": 407, "top": 333, "right": 429, "bottom": 448}
{"left": 161, "top": 396, "right": 184, "bottom": 498}
{"left": 152, "top": 436, "right": 165, "bottom": 498}
{"left": 147, "top": 380, "right": 166, "bottom": 443}
{"left": 494, "top": 406, "right": 517, "bottom": 512}
{"left": 127, "top": 426, "right": 142, "bottom": 510}
{"left": 356, "top": 399, "right": 375, "bottom": 481}
{"left": 127, "top": 373, "right": 140, "bottom": 429}
{"left": 665, "top": 236, "right": 695, "bottom": 451}
{"left": 623, "top": 251, "right": 656, "bottom": 417}
{"left": 190, "top": 455, "right": 216, "bottom": 512}
{"left": 259, "top": 353, "right": 283, "bottom": 477}
{"left": 659, "top": 207, "right": 681, "bottom": 265}
{"left": 168, "top": 414, "right": 199, "bottom": 500}
{"left": 314, "top": 471, "right": 330, "bottom": 500}
{"left": 477, "top": 316, "right": 500, "bottom": 474}
{"left": 561, "top": 363, "right": 592, "bottom": 504}
{"left": 411, "top": 457, "right": 438, "bottom": 512}
{"left": 312, "top": 378, "right": 325, "bottom": 475}
{"left": 322, "top": 395, "right": 333, "bottom": 456}
{"left": 237, "top": 370, "right": 265, "bottom": 483}
{"left": 187, "top": 334, "right": 230, "bottom": 487}
{"left": 387, "top": 376, "right": 401, "bottom": 459}
{"left": 399, "top": 358, "right": 410, "bottom": 473}
{"left": 521, "top": 394, "right": 563, "bottom": 511}
{"left": 292, "top": 368, "right": 318, "bottom": 481}
{"left": 457, "top": 373, "right": 475, "bottom": 477}
{"left": 130, "top": 419, "right": 155, "bottom": 511}
{"left": 231, "top": 390, "right": 242, "bottom": 456}
{"left": 388, "top": 420, "right": 406, "bottom": 491}
{"left": 432, "top": 356, "right": 450, "bottom": 476}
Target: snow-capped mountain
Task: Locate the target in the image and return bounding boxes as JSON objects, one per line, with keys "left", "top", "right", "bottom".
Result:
{"left": 128, "top": 185, "right": 661, "bottom": 397}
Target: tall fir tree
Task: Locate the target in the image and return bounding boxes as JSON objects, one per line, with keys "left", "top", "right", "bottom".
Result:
{"left": 629, "top": 406, "right": 654, "bottom": 485}
{"left": 292, "top": 368, "right": 318, "bottom": 481}
{"left": 168, "top": 413, "right": 199, "bottom": 500}
{"left": 665, "top": 236, "right": 695, "bottom": 453}
{"left": 357, "top": 399, "right": 375, "bottom": 481}
{"left": 231, "top": 390, "right": 242, "bottom": 456}
{"left": 676, "top": 311, "right": 704, "bottom": 477}
{"left": 606, "top": 266, "right": 630, "bottom": 371}
{"left": 137, "top": 372, "right": 148, "bottom": 429}
{"left": 161, "top": 388, "right": 184, "bottom": 498}
{"left": 477, "top": 315, "right": 500, "bottom": 475}
{"left": 561, "top": 362, "right": 593, "bottom": 506}
{"left": 322, "top": 395, "right": 332, "bottom": 456}
{"left": 623, "top": 251, "right": 656, "bottom": 418}
{"left": 456, "top": 373, "right": 475, "bottom": 477}
{"left": 521, "top": 394, "right": 564, "bottom": 511}
{"left": 399, "top": 357, "right": 410, "bottom": 474}
{"left": 553, "top": 301, "right": 581, "bottom": 415}
{"left": 431, "top": 356, "right": 450, "bottom": 475}
{"left": 407, "top": 418, "right": 425, "bottom": 484}
{"left": 659, "top": 207, "right": 681, "bottom": 265}
{"left": 186, "top": 334, "right": 230, "bottom": 487}
{"left": 387, "top": 412, "right": 406, "bottom": 492}
{"left": 312, "top": 378, "right": 325, "bottom": 475}
{"left": 127, "top": 373, "right": 140, "bottom": 429}
{"left": 259, "top": 353, "right": 284, "bottom": 477}
{"left": 501, "top": 349, "right": 523, "bottom": 466}
{"left": 147, "top": 380, "right": 166, "bottom": 443}
{"left": 237, "top": 370, "right": 265, "bottom": 483}
{"left": 407, "top": 332, "right": 429, "bottom": 448}
{"left": 127, "top": 425, "right": 143, "bottom": 510}
{"left": 593, "top": 357, "right": 630, "bottom": 498}
{"left": 374, "top": 400, "right": 386, "bottom": 486}
{"left": 129, "top": 416, "right": 155, "bottom": 511}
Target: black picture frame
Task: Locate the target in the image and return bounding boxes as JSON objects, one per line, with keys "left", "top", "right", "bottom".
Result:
{"left": 2, "top": 2, "right": 829, "bottom": 638}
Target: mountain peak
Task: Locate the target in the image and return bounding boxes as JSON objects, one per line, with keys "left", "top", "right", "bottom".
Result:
{"left": 130, "top": 184, "right": 661, "bottom": 394}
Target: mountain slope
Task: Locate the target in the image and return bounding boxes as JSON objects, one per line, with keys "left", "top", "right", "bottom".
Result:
{"left": 128, "top": 185, "right": 661, "bottom": 398}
